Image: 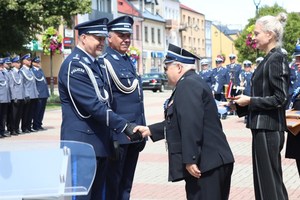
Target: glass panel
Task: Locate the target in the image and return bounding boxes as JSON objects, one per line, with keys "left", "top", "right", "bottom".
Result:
{"left": 0, "top": 140, "right": 96, "bottom": 199}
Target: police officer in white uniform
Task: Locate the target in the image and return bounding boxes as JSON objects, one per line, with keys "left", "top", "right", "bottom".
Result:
{"left": 9, "top": 56, "right": 24, "bottom": 135}
{"left": 0, "top": 58, "right": 11, "bottom": 137}
{"left": 20, "top": 53, "right": 39, "bottom": 133}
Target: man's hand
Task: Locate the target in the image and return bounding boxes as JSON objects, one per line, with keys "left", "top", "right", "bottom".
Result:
{"left": 124, "top": 123, "right": 143, "bottom": 142}
{"left": 186, "top": 164, "right": 201, "bottom": 179}
{"left": 133, "top": 126, "right": 151, "bottom": 138}
{"left": 24, "top": 96, "right": 30, "bottom": 103}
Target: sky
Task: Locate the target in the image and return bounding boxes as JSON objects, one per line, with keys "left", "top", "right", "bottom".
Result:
{"left": 179, "top": 0, "right": 299, "bottom": 29}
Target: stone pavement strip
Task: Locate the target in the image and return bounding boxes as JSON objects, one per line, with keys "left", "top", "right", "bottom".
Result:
{"left": 1, "top": 90, "right": 300, "bottom": 200}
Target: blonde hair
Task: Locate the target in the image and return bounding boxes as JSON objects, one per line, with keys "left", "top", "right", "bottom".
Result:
{"left": 256, "top": 12, "right": 287, "bottom": 47}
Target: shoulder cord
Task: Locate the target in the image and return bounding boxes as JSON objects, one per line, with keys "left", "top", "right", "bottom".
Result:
{"left": 32, "top": 71, "right": 45, "bottom": 82}
{"left": 11, "top": 71, "right": 22, "bottom": 85}
{"left": 21, "top": 69, "right": 34, "bottom": 81}
{"left": 104, "top": 58, "right": 140, "bottom": 95}
{"left": 67, "top": 60, "right": 110, "bottom": 119}
{"left": 0, "top": 80, "right": 6, "bottom": 86}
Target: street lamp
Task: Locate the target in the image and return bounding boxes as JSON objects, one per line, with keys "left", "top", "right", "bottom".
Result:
{"left": 253, "top": 0, "right": 261, "bottom": 57}
{"left": 253, "top": 0, "right": 261, "bottom": 17}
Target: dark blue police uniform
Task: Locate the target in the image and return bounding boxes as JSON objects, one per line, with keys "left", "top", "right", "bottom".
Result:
{"left": 58, "top": 18, "right": 128, "bottom": 200}
{"left": 199, "top": 69, "right": 214, "bottom": 89}
{"left": 212, "top": 59, "right": 230, "bottom": 101}
{"left": 104, "top": 16, "right": 146, "bottom": 200}
{"left": 240, "top": 61, "right": 253, "bottom": 96}
{"left": 31, "top": 56, "right": 50, "bottom": 130}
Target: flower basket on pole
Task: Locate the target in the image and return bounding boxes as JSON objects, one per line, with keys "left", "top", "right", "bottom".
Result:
{"left": 245, "top": 25, "right": 259, "bottom": 57}
{"left": 126, "top": 46, "right": 140, "bottom": 70}
{"left": 42, "top": 27, "right": 62, "bottom": 95}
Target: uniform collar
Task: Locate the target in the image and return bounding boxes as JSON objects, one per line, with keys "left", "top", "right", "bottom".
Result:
{"left": 77, "top": 45, "right": 97, "bottom": 62}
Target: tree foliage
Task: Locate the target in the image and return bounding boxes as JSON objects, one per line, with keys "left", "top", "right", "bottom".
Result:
{"left": 234, "top": 4, "right": 300, "bottom": 63}
{"left": 0, "top": 0, "right": 91, "bottom": 54}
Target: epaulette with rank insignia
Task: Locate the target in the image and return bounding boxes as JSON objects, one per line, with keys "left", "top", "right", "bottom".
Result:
{"left": 72, "top": 54, "right": 80, "bottom": 61}
{"left": 82, "top": 57, "right": 91, "bottom": 64}
{"left": 111, "top": 54, "right": 119, "bottom": 60}
{"left": 99, "top": 53, "right": 107, "bottom": 58}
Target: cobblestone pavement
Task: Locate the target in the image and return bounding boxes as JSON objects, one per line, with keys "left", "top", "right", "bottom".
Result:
{"left": 1, "top": 90, "right": 300, "bottom": 200}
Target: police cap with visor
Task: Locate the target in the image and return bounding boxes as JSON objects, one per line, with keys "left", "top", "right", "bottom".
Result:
{"left": 293, "top": 44, "right": 300, "bottom": 57}
{"left": 107, "top": 16, "right": 134, "bottom": 33}
{"left": 21, "top": 53, "right": 31, "bottom": 60}
{"left": 11, "top": 56, "right": 20, "bottom": 63}
{"left": 75, "top": 18, "right": 109, "bottom": 36}
{"left": 164, "top": 43, "right": 200, "bottom": 64}
{"left": 32, "top": 56, "right": 41, "bottom": 63}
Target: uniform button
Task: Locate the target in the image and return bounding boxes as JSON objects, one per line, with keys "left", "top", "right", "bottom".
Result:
{"left": 192, "top": 156, "right": 196, "bottom": 160}
{"left": 87, "top": 130, "right": 90, "bottom": 133}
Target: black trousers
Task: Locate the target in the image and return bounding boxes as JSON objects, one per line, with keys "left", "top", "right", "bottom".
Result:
{"left": 0, "top": 103, "right": 8, "bottom": 134}
{"left": 184, "top": 163, "right": 233, "bottom": 200}
{"left": 10, "top": 100, "right": 24, "bottom": 132}
{"left": 297, "top": 159, "right": 300, "bottom": 177}
{"left": 32, "top": 98, "right": 48, "bottom": 129}
{"left": 21, "top": 98, "right": 38, "bottom": 131}
{"left": 105, "top": 143, "right": 141, "bottom": 200}
{"left": 251, "top": 129, "right": 288, "bottom": 200}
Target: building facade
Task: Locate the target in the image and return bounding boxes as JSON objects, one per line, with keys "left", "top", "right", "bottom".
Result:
{"left": 36, "top": 0, "right": 243, "bottom": 86}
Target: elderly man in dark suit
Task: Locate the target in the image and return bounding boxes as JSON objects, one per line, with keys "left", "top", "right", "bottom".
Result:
{"left": 234, "top": 13, "right": 289, "bottom": 200}
{"left": 135, "top": 43, "right": 234, "bottom": 200}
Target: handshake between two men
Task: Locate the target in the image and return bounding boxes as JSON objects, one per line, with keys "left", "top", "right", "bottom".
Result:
{"left": 123, "top": 123, "right": 151, "bottom": 142}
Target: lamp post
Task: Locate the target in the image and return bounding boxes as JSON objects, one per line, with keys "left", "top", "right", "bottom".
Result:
{"left": 253, "top": 0, "right": 261, "bottom": 17}
{"left": 253, "top": 0, "right": 261, "bottom": 58}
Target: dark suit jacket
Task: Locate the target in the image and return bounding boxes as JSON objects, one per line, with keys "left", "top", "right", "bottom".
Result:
{"left": 237, "top": 48, "right": 289, "bottom": 131}
{"left": 149, "top": 70, "right": 234, "bottom": 182}
{"left": 58, "top": 47, "right": 127, "bottom": 157}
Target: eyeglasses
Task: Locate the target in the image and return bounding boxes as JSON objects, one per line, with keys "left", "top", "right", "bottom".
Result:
{"left": 164, "top": 62, "right": 179, "bottom": 71}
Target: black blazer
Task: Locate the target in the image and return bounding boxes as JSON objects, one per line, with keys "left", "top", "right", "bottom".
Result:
{"left": 237, "top": 48, "right": 289, "bottom": 131}
{"left": 149, "top": 70, "right": 234, "bottom": 182}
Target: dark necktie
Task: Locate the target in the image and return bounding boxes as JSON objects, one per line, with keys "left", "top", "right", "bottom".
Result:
{"left": 94, "top": 59, "right": 103, "bottom": 77}
{"left": 122, "top": 55, "right": 128, "bottom": 61}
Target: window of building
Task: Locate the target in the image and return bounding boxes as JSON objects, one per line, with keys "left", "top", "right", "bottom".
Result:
{"left": 158, "top": 29, "right": 161, "bottom": 44}
{"left": 136, "top": 25, "right": 139, "bottom": 40}
{"left": 96, "top": 0, "right": 111, "bottom": 12}
{"left": 151, "top": 27, "right": 155, "bottom": 43}
{"left": 145, "top": 26, "right": 148, "bottom": 42}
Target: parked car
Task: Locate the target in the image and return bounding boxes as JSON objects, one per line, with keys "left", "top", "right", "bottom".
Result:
{"left": 141, "top": 72, "right": 168, "bottom": 92}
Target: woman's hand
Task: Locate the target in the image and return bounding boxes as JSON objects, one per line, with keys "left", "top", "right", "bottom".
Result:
{"left": 234, "top": 95, "right": 251, "bottom": 107}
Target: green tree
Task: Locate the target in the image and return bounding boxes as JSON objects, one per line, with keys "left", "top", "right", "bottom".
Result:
{"left": 0, "top": 0, "right": 91, "bottom": 53}
{"left": 234, "top": 4, "right": 300, "bottom": 63}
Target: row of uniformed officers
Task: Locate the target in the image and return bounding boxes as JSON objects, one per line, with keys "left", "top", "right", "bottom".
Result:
{"left": 0, "top": 54, "right": 49, "bottom": 138}
{"left": 199, "top": 54, "right": 263, "bottom": 101}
